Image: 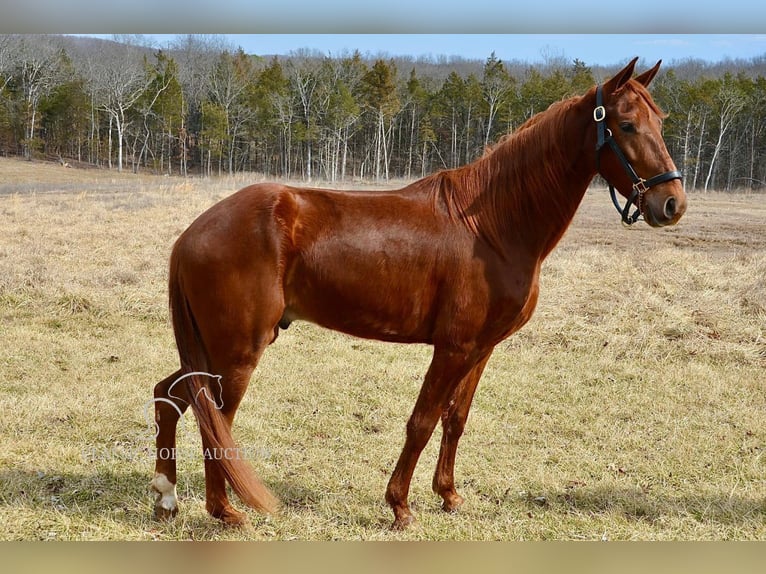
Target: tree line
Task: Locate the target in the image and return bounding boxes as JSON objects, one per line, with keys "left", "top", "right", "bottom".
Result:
{"left": 1, "top": 34, "right": 765, "bottom": 191}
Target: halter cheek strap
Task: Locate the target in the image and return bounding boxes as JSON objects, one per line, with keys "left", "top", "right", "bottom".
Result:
{"left": 594, "top": 85, "right": 683, "bottom": 225}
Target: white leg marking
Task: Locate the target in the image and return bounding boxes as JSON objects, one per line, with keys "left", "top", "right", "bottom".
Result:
{"left": 151, "top": 472, "right": 178, "bottom": 511}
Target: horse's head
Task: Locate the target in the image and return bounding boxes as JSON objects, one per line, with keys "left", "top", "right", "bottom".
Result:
{"left": 593, "top": 58, "right": 687, "bottom": 227}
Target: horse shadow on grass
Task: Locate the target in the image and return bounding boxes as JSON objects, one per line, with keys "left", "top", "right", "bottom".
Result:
{"left": 0, "top": 467, "right": 205, "bottom": 537}
{"left": 0, "top": 467, "right": 338, "bottom": 538}
{"left": 509, "top": 483, "right": 765, "bottom": 529}
{"left": 2, "top": 466, "right": 763, "bottom": 538}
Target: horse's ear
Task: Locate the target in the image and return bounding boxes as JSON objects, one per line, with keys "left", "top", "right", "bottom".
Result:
{"left": 634, "top": 60, "right": 662, "bottom": 87}
{"left": 603, "top": 57, "right": 639, "bottom": 95}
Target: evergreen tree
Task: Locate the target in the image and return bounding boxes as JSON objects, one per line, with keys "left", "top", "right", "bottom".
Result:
{"left": 361, "top": 59, "right": 400, "bottom": 180}
{"left": 480, "top": 52, "right": 513, "bottom": 147}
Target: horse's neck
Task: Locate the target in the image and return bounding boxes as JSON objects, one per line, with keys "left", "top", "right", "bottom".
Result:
{"left": 483, "top": 98, "right": 595, "bottom": 260}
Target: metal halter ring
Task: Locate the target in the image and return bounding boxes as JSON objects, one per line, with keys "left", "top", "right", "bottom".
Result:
{"left": 593, "top": 106, "right": 606, "bottom": 122}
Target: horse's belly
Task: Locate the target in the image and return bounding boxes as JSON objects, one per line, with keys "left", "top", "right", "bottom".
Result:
{"left": 281, "top": 254, "right": 439, "bottom": 344}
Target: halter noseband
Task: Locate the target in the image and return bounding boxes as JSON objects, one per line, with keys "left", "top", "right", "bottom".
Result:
{"left": 594, "top": 85, "right": 683, "bottom": 225}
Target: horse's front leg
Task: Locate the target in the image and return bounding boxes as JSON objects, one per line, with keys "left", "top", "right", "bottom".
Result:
{"left": 385, "top": 346, "right": 486, "bottom": 530}
{"left": 432, "top": 352, "right": 493, "bottom": 512}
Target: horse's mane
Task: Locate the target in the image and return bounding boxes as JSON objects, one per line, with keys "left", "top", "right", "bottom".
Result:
{"left": 417, "top": 94, "right": 583, "bottom": 254}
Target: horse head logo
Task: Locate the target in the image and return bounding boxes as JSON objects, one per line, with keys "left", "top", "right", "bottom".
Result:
{"left": 142, "top": 371, "right": 224, "bottom": 441}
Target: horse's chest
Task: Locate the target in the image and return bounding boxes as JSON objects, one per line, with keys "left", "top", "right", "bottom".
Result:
{"left": 483, "top": 267, "right": 541, "bottom": 342}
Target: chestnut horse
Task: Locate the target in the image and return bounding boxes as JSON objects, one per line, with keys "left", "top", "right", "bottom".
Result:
{"left": 150, "top": 58, "right": 686, "bottom": 529}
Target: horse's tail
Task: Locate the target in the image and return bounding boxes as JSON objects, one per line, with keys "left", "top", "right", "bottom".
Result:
{"left": 168, "top": 247, "right": 279, "bottom": 514}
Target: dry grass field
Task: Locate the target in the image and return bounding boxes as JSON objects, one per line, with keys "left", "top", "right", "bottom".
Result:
{"left": 0, "top": 156, "right": 764, "bottom": 540}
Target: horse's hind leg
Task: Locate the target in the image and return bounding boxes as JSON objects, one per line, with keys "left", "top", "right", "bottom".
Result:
{"left": 187, "top": 276, "right": 284, "bottom": 525}
{"left": 199, "top": 360, "right": 260, "bottom": 526}
{"left": 151, "top": 369, "right": 189, "bottom": 520}
{"left": 432, "top": 352, "right": 492, "bottom": 512}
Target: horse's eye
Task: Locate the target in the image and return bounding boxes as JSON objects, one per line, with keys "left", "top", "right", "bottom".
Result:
{"left": 620, "top": 122, "right": 636, "bottom": 134}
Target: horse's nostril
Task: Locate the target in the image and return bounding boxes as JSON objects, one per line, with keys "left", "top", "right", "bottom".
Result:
{"left": 664, "top": 197, "right": 677, "bottom": 219}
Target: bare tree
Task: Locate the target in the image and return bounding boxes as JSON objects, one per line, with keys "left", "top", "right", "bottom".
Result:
{"left": 704, "top": 77, "right": 745, "bottom": 192}
{"left": 129, "top": 52, "right": 180, "bottom": 173}
{"left": 270, "top": 84, "right": 297, "bottom": 178}
{"left": 14, "top": 35, "right": 65, "bottom": 159}
{"left": 315, "top": 57, "right": 362, "bottom": 181}
{"left": 746, "top": 83, "right": 766, "bottom": 189}
{"left": 0, "top": 34, "right": 18, "bottom": 93}
{"left": 79, "top": 36, "right": 153, "bottom": 172}
{"left": 287, "top": 50, "right": 324, "bottom": 181}
{"left": 170, "top": 35, "right": 230, "bottom": 175}
{"left": 206, "top": 49, "right": 256, "bottom": 176}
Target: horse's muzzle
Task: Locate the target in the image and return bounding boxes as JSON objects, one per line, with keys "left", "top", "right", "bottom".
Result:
{"left": 643, "top": 183, "right": 687, "bottom": 227}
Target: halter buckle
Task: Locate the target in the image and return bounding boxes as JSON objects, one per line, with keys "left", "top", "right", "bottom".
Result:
{"left": 593, "top": 106, "right": 606, "bottom": 122}
{"left": 632, "top": 179, "right": 649, "bottom": 194}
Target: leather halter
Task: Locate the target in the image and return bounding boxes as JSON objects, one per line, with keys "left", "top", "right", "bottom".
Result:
{"left": 594, "top": 85, "right": 683, "bottom": 225}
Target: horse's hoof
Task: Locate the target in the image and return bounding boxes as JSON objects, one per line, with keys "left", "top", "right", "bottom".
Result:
{"left": 222, "top": 509, "right": 248, "bottom": 527}
{"left": 153, "top": 501, "right": 178, "bottom": 521}
{"left": 210, "top": 506, "right": 249, "bottom": 527}
{"left": 441, "top": 493, "right": 465, "bottom": 513}
{"left": 390, "top": 513, "right": 416, "bottom": 531}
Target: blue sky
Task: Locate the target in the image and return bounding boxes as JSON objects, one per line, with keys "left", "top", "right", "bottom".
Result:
{"left": 84, "top": 34, "right": 766, "bottom": 67}
{"left": 13, "top": 0, "right": 764, "bottom": 34}
{"left": 9, "top": 0, "right": 766, "bottom": 65}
